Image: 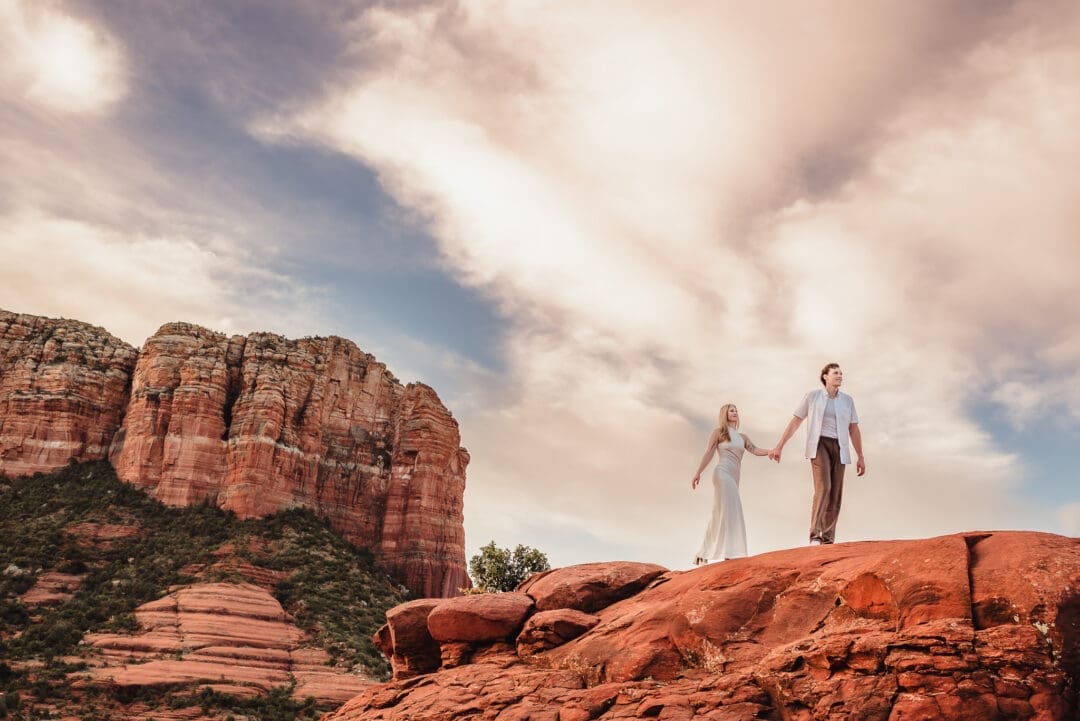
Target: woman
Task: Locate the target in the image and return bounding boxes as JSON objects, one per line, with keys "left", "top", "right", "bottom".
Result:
{"left": 691, "top": 403, "right": 769, "bottom": 565}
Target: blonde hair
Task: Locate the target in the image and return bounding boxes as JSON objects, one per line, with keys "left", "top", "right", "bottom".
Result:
{"left": 717, "top": 403, "right": 739, "bottom": 443}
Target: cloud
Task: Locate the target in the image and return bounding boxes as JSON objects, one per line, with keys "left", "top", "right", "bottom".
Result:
{"left": 255, "top": 0, "right": 1080, "bottom": 567}
{"left": 250, "top": 0, "right": 1080, "bottom": 565}
{"left": 0, "top": 0, "right": 127, "bottom": 114}
{"left": 0, "top": 210, "right": 324, "bottom": 345}
{"left": 0, "top": 2, "right": 342, "bottom": 348}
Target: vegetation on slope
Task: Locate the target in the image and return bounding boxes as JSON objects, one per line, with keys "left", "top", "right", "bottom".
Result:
{"left": 0, "top": 461, "right": 410, "bottom": 720}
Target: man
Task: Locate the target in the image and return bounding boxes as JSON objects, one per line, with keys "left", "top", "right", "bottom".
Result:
{"left": 768, "top": 363, "right": 865, "bottom": 545}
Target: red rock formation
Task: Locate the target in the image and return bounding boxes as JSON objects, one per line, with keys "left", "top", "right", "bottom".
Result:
{"left": 0, "top": 310, "right": 137, "bottom": 476}
{"left": 109, "top": 324, "right": 470, "bottom": 597}
{"left": 337, "top": 532, "right": 1080, "bottom": 721}
{"left": 81, "top": 582, "right": 373, "bottom": 707}
{"left": 0, "top": 310, "right": 470, "bottom": 598}
{"left": 20, "top": 571, "right": 86, "bottom": 607}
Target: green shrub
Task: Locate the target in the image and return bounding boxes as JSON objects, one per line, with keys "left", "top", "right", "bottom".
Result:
{"left": 469, "top": 541, "right": 550, "bottom": 592}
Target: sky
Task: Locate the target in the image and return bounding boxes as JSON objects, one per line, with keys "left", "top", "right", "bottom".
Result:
{"left": 2, "top": 0, "right": 1078, "bottom": 572}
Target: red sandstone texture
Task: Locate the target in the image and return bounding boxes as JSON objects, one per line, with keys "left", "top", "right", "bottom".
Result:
{"left": 339, "top": 532, "right": 1080, "bottom": 721}
{"left": 65, "top": 520, "right": 145, "bottom": 550}
{"left": 20, "top": 571, "right": 86, "bottom": 607}
{"left": 78, "top": 582, "right": 373, "bottom": 707}
{"left": 0, "top": 311, "right": 469, "bottom": 598}
{"left": 108, "top": 323, "right": 470, "bottom": 598}
{"left": 0, "top": 310, "right": 137, "bottom": 476}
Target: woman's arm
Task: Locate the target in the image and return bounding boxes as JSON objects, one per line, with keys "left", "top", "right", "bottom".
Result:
{"left": 691, "top": 429, "right": 720, "bottom": 489}
{"left": 741, "top": 433, "right": 770, "bottom": 457}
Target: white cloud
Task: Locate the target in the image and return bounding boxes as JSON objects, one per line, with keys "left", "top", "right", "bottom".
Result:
{"left": 261, "top": 1, "right": 1080, "bottom": 566}
{"left": 0, "top": 210, "right": 324, "bottom": 345}
{"left": 0, "top": 0, "right": 127, "bottom": 115}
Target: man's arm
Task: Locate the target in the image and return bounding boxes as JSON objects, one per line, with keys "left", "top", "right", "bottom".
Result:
{"left": 850, "top": 422, "right": 865, "bottom": 476}
{"left": 769, "top": 416, "right": 804, "bottom": 462}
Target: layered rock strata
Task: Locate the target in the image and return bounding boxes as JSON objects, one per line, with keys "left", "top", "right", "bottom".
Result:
{"left": 343, "top": 532, "right": 1080, "bottom": 721}
{"left": 107, "top": 323, "right": 469, "bottom": 597}
{"left": 0, "top": 311, "right": 469, "bottom": 598}
{"left": 0, "top": 310, "right": 137, "bottom": 476}
{"left": 79, "top": 582, "right": 373, "bottom": 706}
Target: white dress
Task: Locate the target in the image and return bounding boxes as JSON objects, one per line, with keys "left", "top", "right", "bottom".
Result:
{"left": 695, "top": 427, "right": 748, "bottom": 561}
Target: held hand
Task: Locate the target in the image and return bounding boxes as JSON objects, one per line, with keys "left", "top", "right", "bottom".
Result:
{"left": 857, "top": 457, "right": 866, "bottom": 476}
{"left": 768, "top": 447, "right": 782, "bottom": 463}
{"left": 691, "top": 474, "right": 700, "bottom": 490}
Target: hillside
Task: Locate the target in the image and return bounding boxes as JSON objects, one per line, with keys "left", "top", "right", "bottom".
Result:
{"left": 0, "top": 309, "right": 470, "bottom": 599}
{"left": 0, "top": 461, "right": 412, "bottom": 721}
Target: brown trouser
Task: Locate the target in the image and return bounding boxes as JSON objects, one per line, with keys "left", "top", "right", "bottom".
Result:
{"left": 809, "top": 436, "right": 845, "bottom": 544}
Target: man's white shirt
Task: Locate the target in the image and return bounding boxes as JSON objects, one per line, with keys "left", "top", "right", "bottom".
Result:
{"left": 793, "top": 389, "right": 859, "bottom": 464}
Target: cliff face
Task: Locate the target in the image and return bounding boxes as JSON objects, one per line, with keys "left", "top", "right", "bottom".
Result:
{"left": 346, "top": 532, "right": 1080, "bottom": 721}
{"left": 0, "top": 310, "right": 469, "bottom": 598}
{"left": 0, "top": 310, "right": 138, "bottom": 476}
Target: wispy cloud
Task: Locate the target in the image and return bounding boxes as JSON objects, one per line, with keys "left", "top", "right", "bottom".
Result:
{"left": 262, "top": 0, "right": 1079, "bottom": 567}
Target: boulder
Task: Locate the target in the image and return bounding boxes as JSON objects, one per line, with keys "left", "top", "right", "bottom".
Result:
{"left": 427, "top": 592, "right": 535, "bottom": 643}
{"left": 518, "top": 561, "right": 667, "bottom": 613}
{"left": 380, "top": 598, "right": 442, "bottom": 679}
{"left": 516, "top": 608, "right": 600, "bottom": 657}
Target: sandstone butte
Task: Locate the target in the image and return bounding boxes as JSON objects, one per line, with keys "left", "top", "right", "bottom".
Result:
{"left": 0, "top": 309, "right": 469, "bottom": 597}
{"left": 338, "top": 532, "right": 1079, "bottom": 721}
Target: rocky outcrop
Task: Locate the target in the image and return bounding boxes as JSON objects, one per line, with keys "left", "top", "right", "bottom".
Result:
{"left": 79, "top": 582, "right": 373, "bottom": 707}
{"left": 20, "top": 571, "right": 86, "bottom": 607}
{"left": 0, "top": 311, "right": 469, "bottom": 598}
{"left": 0, "top": 310, "right": 137, "bottom": 476}
{"left": 344, "top": 532, "right": 1080, "bottom": 721}
{"left": 107, "top": 323, "right": 470, "bottom": 598}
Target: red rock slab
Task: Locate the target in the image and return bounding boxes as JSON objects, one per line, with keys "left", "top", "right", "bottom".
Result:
{"left": 427, "top": 593, "right": 535, "bottom": 643}
{"left": 518, "top": 561, "right": 667, "bottom": 613}
{"left": 293, "top": 671, "right": 376, "bottom": 705}
{"left": 84, "top": 659, "right": 291, "bottom": 690}
{"left": 117, "top": 708, "right": 215, "bottom": 721}
{"left": 77, "top": 582, "right": 382, "bottom": 710}
{"left": 20, "top": 572, "right": 86, "bottom": 606}
{"left": 177, "top": 620, "right": 304, "bottom": 651}
{"left": 169, "top": 582, "right": 290, "bottom": 622}
{"left": 85, "top": 632, "right": 183, "bottom": 655}
{"left": 185, "top": 646, "right": 292, "bottom": 670}
{"left": 546, "top": 535, "right": 974, "bottom": 684}
{"left": 290, "top": 647, "right": 332, "bottom": 667}
{"left": 967, "top": 531, "right": 1080, "bottom": 641}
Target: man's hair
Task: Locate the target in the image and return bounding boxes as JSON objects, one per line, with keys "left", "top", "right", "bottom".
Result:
{"left": 820, "top": 363, "right": 840, "bottom": 386}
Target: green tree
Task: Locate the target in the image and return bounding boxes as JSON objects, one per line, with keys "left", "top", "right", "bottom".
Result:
{"left": 469, "top": 541, "right": 551, "bottom": 592}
